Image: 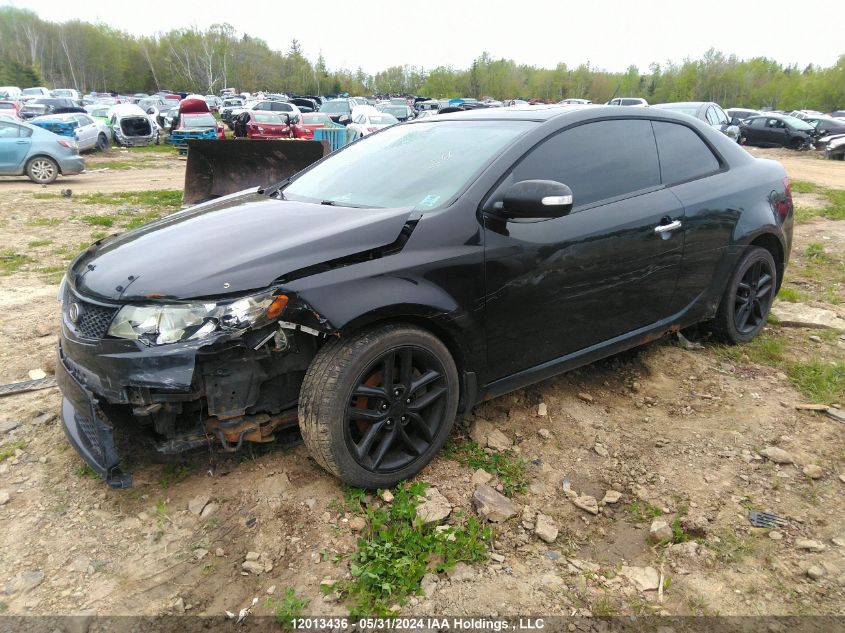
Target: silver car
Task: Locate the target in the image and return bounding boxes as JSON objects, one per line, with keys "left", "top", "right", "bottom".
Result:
{"left": 0, "top": 119, "right": 85, "bottom": 183}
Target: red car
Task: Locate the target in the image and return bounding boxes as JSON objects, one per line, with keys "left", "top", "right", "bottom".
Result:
{"left": 236, "top": 112, "right": 312, "bottom": 139}
{"left": 300, "top": 112, "right": 333, "bottom": 135}
{"left": 0, "top": 100, "right": 22, "bottom": 119}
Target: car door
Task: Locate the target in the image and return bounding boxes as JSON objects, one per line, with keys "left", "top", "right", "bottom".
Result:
{"left": 482, "top": 118, "right": 685, "bottom": 377}
{"left": 0, "top": 121, "right": 32, "bottom": 173}
{"left": 764, "top": 118, "right": 789, "bottom": 145}
{"left": 744, "top": 117, "right": 767, "bottom": 144}
{"left": 74, "top": 114, "right": 96, "bottom": 149}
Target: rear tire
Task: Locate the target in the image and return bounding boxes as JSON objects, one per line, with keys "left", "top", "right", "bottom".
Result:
{"left": 713, "top": 247, "right": 777, "bottom": 344}
{"left": 96, "top": 133, "right": 109, "bottom": 151}
{"left": 26, "top": 156, "right": 58, "bottom": 184}
{"left": 299, "top": 324, "right": 459, "bottom": 489}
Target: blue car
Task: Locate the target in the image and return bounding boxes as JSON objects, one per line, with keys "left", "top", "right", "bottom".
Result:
{"left": 0, "top": 118, "right": 85, "bottom": 184}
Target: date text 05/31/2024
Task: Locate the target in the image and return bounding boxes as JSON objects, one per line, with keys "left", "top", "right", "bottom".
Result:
{"left": 291, "top": 617, "right": 546, "bottom": 631}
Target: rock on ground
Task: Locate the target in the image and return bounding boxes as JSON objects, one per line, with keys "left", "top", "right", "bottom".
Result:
{"left": 760, "top": 446, "right": 794, "bottom": 464}
{"left": 472, "top": 484, "right": 516, "bottom": 522}
{"left": 649, "top": 518, "right": 673, "bottom": 544}
{"left": 188, "top": 495, "right": 210, "bottom": 516}
{"left": 534, "top": 513, "right": 559, "bottom": 543}
{"left": 602, "top": 490, "right": 622, "bottom": 505}
{"left": 796, "top": 539, "right": 826, "bottom": 552}
{"left": 619, "top": 566, "right": 660, "bottom": 592}
{"left": 570, "top": 493, "right": 599, "bottom": 515}
{"left": 417, "top": 487, "right": 452, "bottom": 524}
{"left": 770, "top": 302, "right": 845, "bottom": 330}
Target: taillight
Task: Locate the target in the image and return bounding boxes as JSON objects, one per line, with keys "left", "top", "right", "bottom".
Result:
{"left": 367, "top": 126, "right": 377, "bottom": 132}
{"left": 772, "top": 176, "right": 792, "bottom": 221}
{"left": 57, "top": 140, "right": 74, "bottom": 148}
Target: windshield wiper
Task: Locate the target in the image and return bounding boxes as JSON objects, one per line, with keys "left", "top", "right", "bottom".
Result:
{"left": 260, "top": 177, "right": 291, "bottom": 199}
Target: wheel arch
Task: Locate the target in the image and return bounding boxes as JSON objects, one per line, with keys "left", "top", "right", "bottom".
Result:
{"left": 747, "top": 231, "right": 785, "bottom": 293}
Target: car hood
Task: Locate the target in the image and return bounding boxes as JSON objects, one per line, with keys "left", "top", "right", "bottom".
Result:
{"left": 72, "top": 190, "right": 413, "bottom": 302}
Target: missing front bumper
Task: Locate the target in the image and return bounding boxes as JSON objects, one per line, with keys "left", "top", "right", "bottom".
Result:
{"left": 57, "top": 350, "right": 132, "bottom": 488}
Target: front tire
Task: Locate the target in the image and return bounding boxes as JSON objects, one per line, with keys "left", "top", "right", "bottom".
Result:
{"left": 96, "top": 133, "right": 109, "bottom": 151}
{"left": 26, "top": 157, "right": 58, "bottom": 184}
{"left": 714, "top": 246, "right": 777, "bottom": 344}
{"left": 299, "top": 324, "right": 459, "bottom": 489}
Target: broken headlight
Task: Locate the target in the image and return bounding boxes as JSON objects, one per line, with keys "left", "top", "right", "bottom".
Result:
{"left": 106, "top": 291, "right": 285, "bottom": 345}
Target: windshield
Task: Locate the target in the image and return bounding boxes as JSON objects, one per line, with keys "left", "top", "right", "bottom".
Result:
{"left": 254, "top": 113, "right": 285, "bottom": 124}
{"left": 284, "top": 120, "right": 532, "bottom": 211}
{"left": 184, "top": 114, "right": 217, "bottom": 127}
{"left": 22, "top": 88, "right": 44, "bottom": 95}
{"left": 320, "top": 100, "right": 350, "bottom": 114}
{"left": 369, "top": 114, "right": 398, "bottom": 125}
{"left": 383, "top": 106, "right": 407, "bottom": 117}
{"left": 782, "top": 116, "right": 814, "bottom": 131}
{"left": 656, "top": 104, "right": 698, "bottom": 116}
{"left": 303, "top": 113, "right": 331, "bottom": 125}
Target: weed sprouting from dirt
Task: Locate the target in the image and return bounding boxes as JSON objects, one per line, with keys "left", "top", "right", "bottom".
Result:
{"left": 787, "top": 360, "right": 845, "bottom": 404}
{"left": 265, "top": 587, "right": 310, "bottom": 628}
{"left": 0, "top": 441, "right": 27, "bottom": 462}
{"left": 74, "top": 463, "right": 99, "bottom": 478}
{"left": 78, "top": 189, "right": 182, "bottom": 210}
{"left": 159, "top": 463, "right": 194, "bottom": 489}
{"left": 441, "top": 440, "right": 527, "bottom": 496}
{"left": 81, "top": 215, "right": 116, "bottom": 227}
{"left": 331, "top": 481, "right": 490, "bottom": 616}
{"left": 627, "top": 500, "right": 662, "bottom": 523}
{"left": 27, "top": 239, "right": 52, "bottom": 248}
{"left": 0, "top": 250, "right": 33, "bottom": 275}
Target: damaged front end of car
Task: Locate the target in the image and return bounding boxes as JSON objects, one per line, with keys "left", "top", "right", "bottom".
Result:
{"left": 57, "top": 260, "right": 333, "bottom": 488}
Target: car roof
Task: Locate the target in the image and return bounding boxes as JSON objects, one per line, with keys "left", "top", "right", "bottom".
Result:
{"left": 425, "top": 104, "right": 594, "bottom": 122}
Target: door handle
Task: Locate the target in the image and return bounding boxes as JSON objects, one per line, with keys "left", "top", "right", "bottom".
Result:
{"left": 16, "top": 140, "right": 28, "bottom": 144}
{"left": 654, "top": 219, "right": 682, "bottom": 234}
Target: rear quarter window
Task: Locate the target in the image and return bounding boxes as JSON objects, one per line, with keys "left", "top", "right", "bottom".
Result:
{"left": 652, "top": 121, "right": 721, "bottom": 185}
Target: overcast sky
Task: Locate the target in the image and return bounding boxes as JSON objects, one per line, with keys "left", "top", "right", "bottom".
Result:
{"left": 4, "top": 0, "right": 842, "bottom": 74}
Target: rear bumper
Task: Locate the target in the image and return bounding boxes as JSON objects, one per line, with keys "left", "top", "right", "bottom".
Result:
{"left": 58, "top": 155, "right": 86, "bottom": 175}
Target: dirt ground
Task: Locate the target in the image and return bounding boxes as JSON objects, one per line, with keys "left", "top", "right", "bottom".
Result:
{"left": 0, "top": 146, "right": 843, "bottom": 619}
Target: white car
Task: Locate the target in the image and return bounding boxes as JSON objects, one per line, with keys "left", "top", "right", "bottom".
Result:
{"left": 52, "top": 88, "right": 81, "bottom": 100}
{"left": 20, "top": 87, "right": 51, "bottom": 102}
{"left": 348, "top": 111, "right": 399, "bottom": 136}
{"left": 30, "top": 113, "right": 111, "bottom": 152}
{"left": 0, "top": 86, "right": 22, "bottom": 100}
{"left": 606, "top": 97, "right": 649, "bottom": 107}
{"left": 229, "top": 100, "right": 303, "bottom": 123}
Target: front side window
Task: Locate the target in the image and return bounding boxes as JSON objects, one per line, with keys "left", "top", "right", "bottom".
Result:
{"left": 508, "top": 119, "right": 660, "bottom": 209}
{"left": 284, "top": 120, "right": 533, "bottom": 211}
{"left": 0, "top": 121, "right": 23, "bottom": 138}
{"left": 652, "top": 121, "right": 721, "bottom": 185}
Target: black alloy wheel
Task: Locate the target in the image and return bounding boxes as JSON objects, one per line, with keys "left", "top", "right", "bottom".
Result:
{"left": 714, "top": 246, "right": 777, "bottom": 344}
{"left": 299, "top": 324, "right": 459, "bottom": 489}
{"left": 733, "top": 258, "right": 775, "bottom": 335}
{"left": 345, "top": 346, "right": 448, "bottom": 473}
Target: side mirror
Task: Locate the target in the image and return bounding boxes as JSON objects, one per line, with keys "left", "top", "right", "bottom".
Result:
{"left": 730, "top": 117, "right": 741, "bottom": 126}
{"left": 495, "top": 180, "right": 574, "bottom": 219}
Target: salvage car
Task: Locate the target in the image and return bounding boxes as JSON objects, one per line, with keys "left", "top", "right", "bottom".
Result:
{"left": 349, "top": 111, "right": 399, "bottom": 136}
{"left": 0, "top": 100, "right": 22, "bottom": 119}
{"left": 377, "top": 103, "right": 414, "bottom": 122}
{"left": 652, "top": 102, "right": 740, "bottom": 141}
{"left": 299, "top": 112, "right": 334, "bottom": 135}
{"left": 0, "top": 118, "right": 85, "bottom": 183}
{"left": 19, "top": 98, "right": 80, "bottom": 120}
{"left": 319, "top": 98, "right": 354, "bottom": 125}
{"left": 739, "top": 114, "right": 816, "bottom": 149}
{"left": 56, "top": 105, "right": 792, "bottom": 489}
{"left": 169, "top": 98, "right": 225, "bottom": 151}
{"left": 30, "top": 113, "right": 110, "bottom": 152}
{"left": 109, "top": 104, "right": 160, "bottom": 146}
{"left": 606, "top": 97, "right": 648, "bottom": 106}
{"left": 232, "top": 112, "right": 310, "bottom": 139}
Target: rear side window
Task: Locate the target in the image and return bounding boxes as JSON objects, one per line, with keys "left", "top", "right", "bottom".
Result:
{"left": 652, "top": 121, "right": 721, "bottom": 185}
{"left": 511, "top": 119, "right": 660, "bottom": 208}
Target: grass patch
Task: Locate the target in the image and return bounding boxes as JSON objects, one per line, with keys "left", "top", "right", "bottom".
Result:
{"left": 125, "top": 144, "right": 174, "bottom": 154}
{"left": 80, "top": 215, "right": 116, "bottom": 227}
{"left": 790, "top": 180, "right": 818, "bottom": 194}
{"left": 32, "top": 193, "right": 60, "bottom": 200}
{"left": 78, "top": 189, "right": 182, "bottom": 210}
{"left": 0, "top": 249, "right": 33, "bottom": 275}
{"left": 627, "top": 500, "right": 662, "bottom": 523}
{"left": 265, "top": 588, "right": 310, "bottom": 629}
{"left": 74, "top": 463, "right": 99, "bottom": 478}
{"left": 27, "top": 217, "right": 62, "bottom": 226}
{"left": 708, "top": 532, "right": 757, "bottom": 564}
{"left": 0, "top": 441, "right": 26, "bottom": 462}
{"left": 776, "top": 286, "right": 805, "bottom": 303}
{"left": 94, "top": 161, "right": 135, "bottom": 170}
{"left": 804, "top": 242, "right": 829, "bottom": 261}
{"left": 793, "top": 186, "right": 845, "bottom": 222}
{"left": 159, "top": 463, "right": 194, "bottom": 489}
{"left": 332, "top": 481, "right": 489, "bottom": 616}
{"left": 441, "top": 440, "right": 527, "bottom": 496}
{"left": 715, "top": 331, "right": 787, "bottom": 366}
{"left": 27, "top": 239, "right": 52, "bottom": 248}
{"left": 671, "top": 516, "right": 693, "bottom": 543}
{"left": 787, "top": 360, "right": 845, "bottom": 404}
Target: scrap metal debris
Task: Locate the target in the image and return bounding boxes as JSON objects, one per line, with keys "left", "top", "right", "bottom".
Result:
{"left": 748, "top": 510, "right": 788, "bottom": 529}
{"left": 225, "top": 597, "right": 258, "bottom": 624}
{"left": 676, "top": 331, "right": 704, "bottom": 350}
{"left": 0, "top": 376, "right": 58, "bottom": 398}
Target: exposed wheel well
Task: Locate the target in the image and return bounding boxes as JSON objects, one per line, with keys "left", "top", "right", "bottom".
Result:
{"left": 749, "top": 233, "right": 784, "bottom": 292}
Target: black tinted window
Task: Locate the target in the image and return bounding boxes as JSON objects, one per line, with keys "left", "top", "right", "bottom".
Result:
{"left": 652, "top": 121, "right": 720, "bottom": 184}
{"left": 511, "top": 119, "right": 660, "bottom": 208}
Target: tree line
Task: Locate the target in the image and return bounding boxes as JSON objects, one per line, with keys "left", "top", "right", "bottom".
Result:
{"left": 2, "top": 7, "right": 845, "bottom": 111}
